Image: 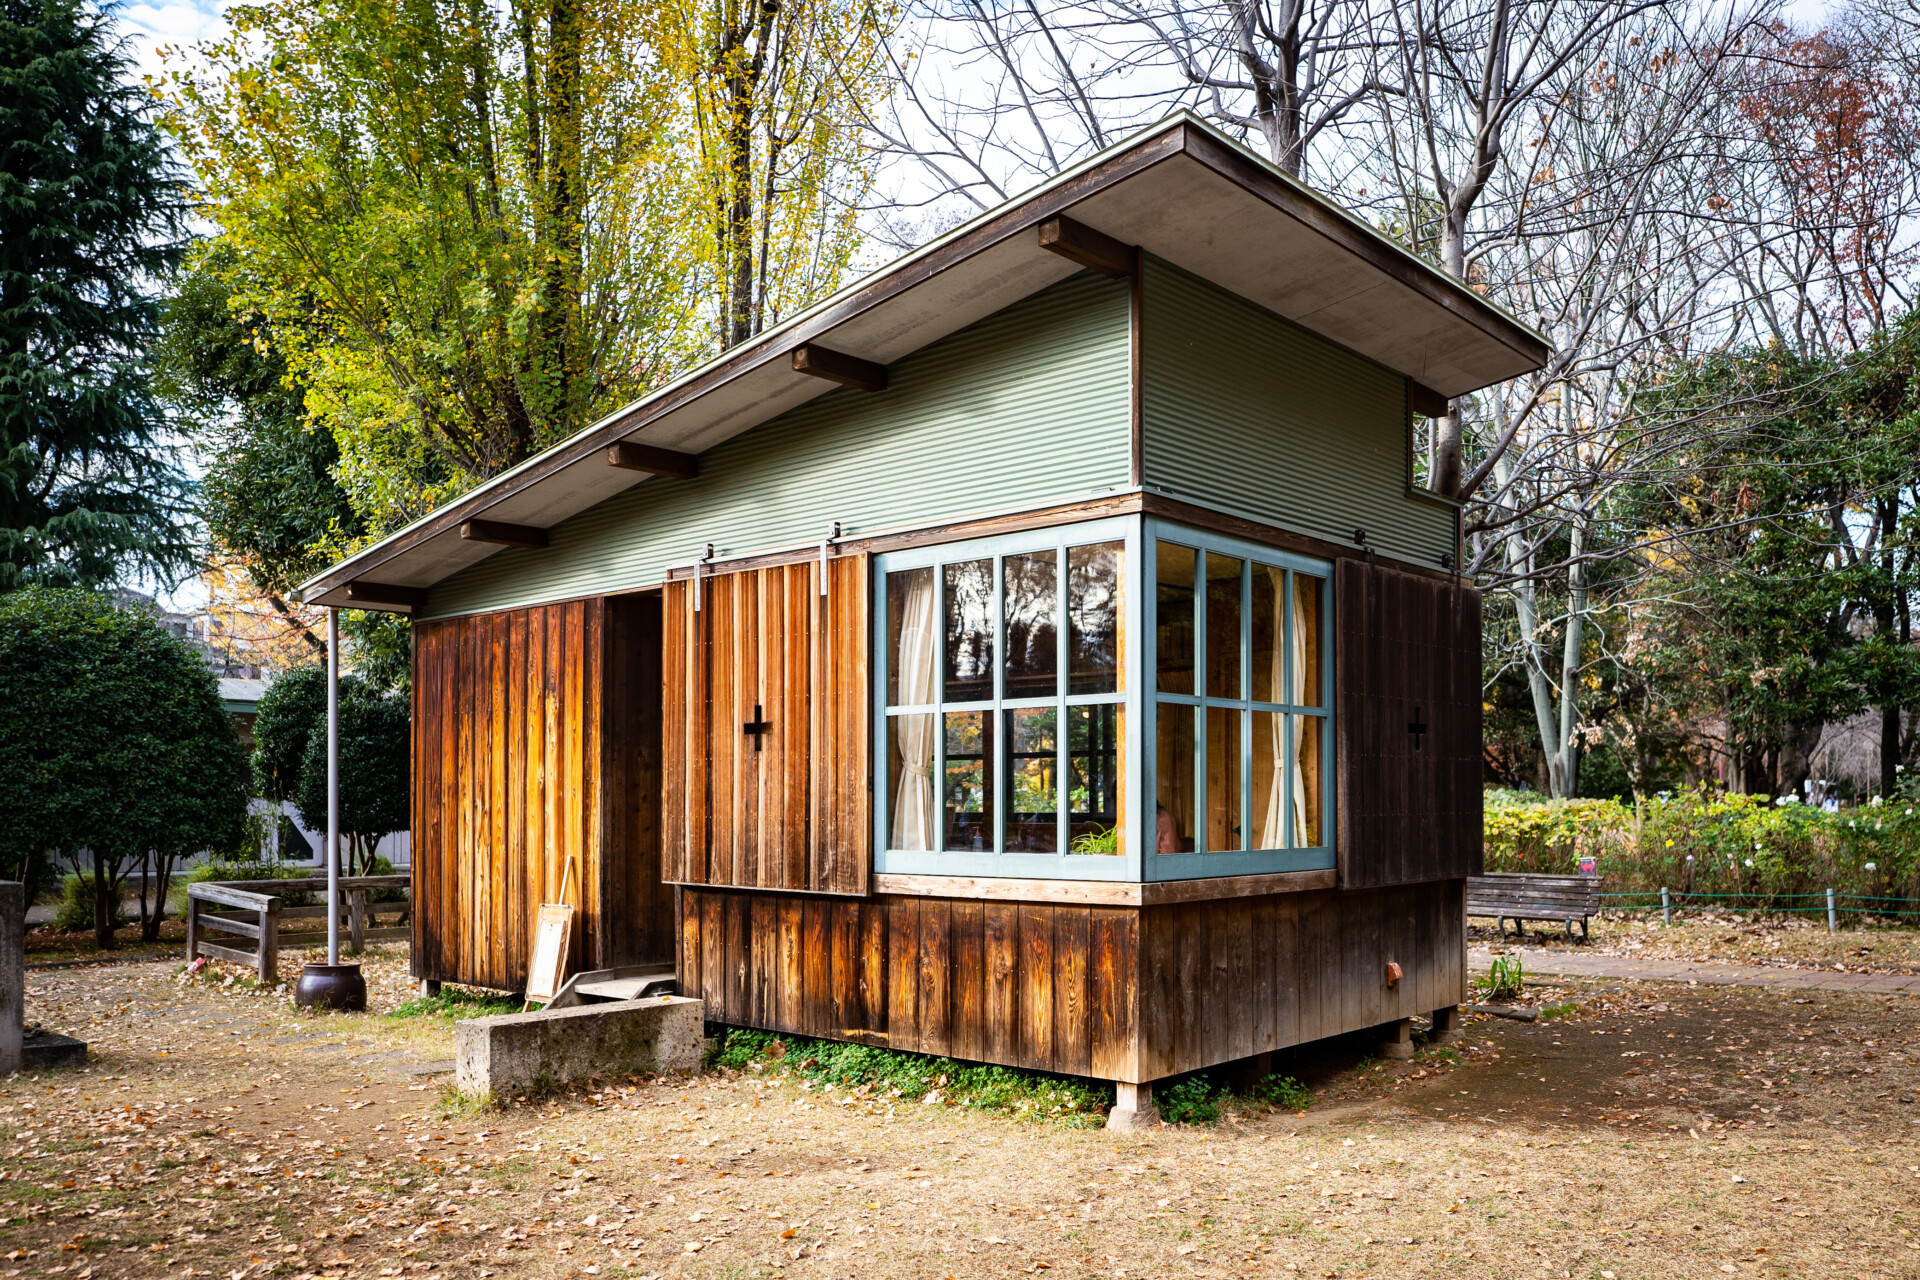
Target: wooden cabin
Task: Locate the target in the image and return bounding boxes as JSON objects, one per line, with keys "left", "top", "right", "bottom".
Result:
{"left": 298, "top": 115, "right": 1548, "bottom": 1119}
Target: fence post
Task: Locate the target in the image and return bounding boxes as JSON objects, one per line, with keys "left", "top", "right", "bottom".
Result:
{"left": 258, "top": 898, "right": 281, "bottom": 986}
{"left": 185, "top": 892, "right": 201, "bottom": 963}
{"left": 1661, "top": 886, "right": 1671, "bottom": 927}
{"left": 347, "top": 889, "right": 367, "bottom": 952}
{"left": 1826, "top": 888, "right": 1837, "bottom": 934}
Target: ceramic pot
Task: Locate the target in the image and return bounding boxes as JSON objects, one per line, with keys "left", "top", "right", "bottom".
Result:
{"left": 295, "top": 962, "right": 367, "bottom": 1011}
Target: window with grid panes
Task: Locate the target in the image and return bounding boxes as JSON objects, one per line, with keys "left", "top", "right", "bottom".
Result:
{"left": 875, "top": 519, "right": 1133, "bottom": 879}
{"left": 1148, "top": 520, "right": 1333, "bottom": 876}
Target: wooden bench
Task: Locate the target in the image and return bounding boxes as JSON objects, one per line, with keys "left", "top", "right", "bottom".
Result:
{"left": 187, "top": 875, "right": 410, "bottom": 984}
{"left": 1466, "top": 872, "right": 1601, "bottom": 941}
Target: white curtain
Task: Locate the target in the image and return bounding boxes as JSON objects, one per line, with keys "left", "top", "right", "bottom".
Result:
{"left": 1290, "top": 574, "right": 1313, "bottom": 846}
{"left": 1258, "top": 566, "right": 1288, "bottom": 849}
{"left": 891, "top": 573, "right": 937, "bottom": 850}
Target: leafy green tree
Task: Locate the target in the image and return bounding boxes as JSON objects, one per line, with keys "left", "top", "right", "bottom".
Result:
{"left": 250, "top": 664, "right": 328, "bottom": 810}
{"left": 0, "top": 0, "right": 196, "bottom": 592}
{"left": 0, "top": 588, "right": 250, "bottom": 944}
{"left": 291, "top": 681, "right": 410, "bottom": 876}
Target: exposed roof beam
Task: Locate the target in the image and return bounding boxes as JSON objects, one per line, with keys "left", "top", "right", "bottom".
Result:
{"left": 606, "top": 441, "right": 700, "bottom": 478}
{"left": 1038, "top": 215, "right": 1134, "bottom": 278}
{"left": 1409, "top": 381, "right": 1450, "bottom": 419}
{"left": 460, "top": 518, "right": 548, "bottom": 549}
{"left": 791, "top": 343, "right": 888, "bottom": 392}
{"left": 344, "top": 581, "right": 427, "bottom": 611}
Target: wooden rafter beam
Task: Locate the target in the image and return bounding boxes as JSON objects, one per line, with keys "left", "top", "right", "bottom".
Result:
{"left": 460, "top": 518, "right": 548, "bottom": 549}
{"left": 343, "top": 581, "right": 427, "bottom": 611}
{"left": 1409, "top": 381, "right": 1450, "bottom": 419}
{"left": 1037, "top": 215, "right": 1134, "bottom": 278}
{"left": 790, "top": 343, "right": 888, "bottom": 392}
{"left": 605, "top": 441, "right": 700, "bottom": 478}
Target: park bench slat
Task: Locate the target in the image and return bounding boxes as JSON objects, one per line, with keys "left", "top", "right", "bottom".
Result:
{"left": 1466, "top": 872, "right": 1601, "bottom": 941}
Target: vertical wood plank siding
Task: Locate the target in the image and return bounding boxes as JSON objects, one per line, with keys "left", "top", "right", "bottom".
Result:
{"left": 413, "top": 596, "right": 667, "bottom": 990}
{"left": 679, "top": 881, "right": 1465, "bottom": 1082}
{"left": 425, "top": 274, "right": 1132, "bottom": 620}
{"left": 1335, "top": 560, "right": 1484, "bottom": 889}
{"left": 662, "top": 556, "right": 869, "bottom": 896}
{"left": 1140, "top": 256, "right": 1454, "bottom": 572}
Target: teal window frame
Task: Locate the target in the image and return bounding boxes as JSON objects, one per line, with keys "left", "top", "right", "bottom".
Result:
{"left": 872, "top": 517, "right": 1144, "bottom": 881}
{"left": 1143, "top": 517, "right": 1336, "bottom": 880}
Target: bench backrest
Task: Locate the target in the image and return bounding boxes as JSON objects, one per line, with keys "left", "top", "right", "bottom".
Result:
{"left": 1465, "top": 872, "right": 1600, "bottom": 913}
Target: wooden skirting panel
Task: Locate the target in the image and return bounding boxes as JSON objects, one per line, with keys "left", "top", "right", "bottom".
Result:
{"left": 678, "top": 879, "right": 1465, "bottom": 1084}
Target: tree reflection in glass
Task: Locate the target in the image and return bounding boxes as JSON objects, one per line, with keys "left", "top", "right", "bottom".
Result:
{"left": 943, "top": 710, "right": 992, "bottom": 851}
{"left": 943, "top": 559, "right": 993, "bottom": 702}
{"left": 1003, "top": 706, "right": 1057, "bottom": 851}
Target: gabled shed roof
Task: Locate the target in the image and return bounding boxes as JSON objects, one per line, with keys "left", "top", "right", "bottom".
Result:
{"left": 296, "top": 113, "right": 1549, "bottom": 610}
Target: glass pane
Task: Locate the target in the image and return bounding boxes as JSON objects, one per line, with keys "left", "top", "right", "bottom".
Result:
{"left": 1068, "top": 542, "right": 1123, "bottom": 695}
{"left": 1003, "top": 552, "right": 1059, "bottom": 699}
{"left": 943, "top": 711, "right": 993, "bottom": 851}
{"left": 1154, "top": 701, "right": 1195, "bottom": 853}
{"left": 1251, "top": 710, "right": 1284, "bottom": 850}
{"left": 887, "top": 567, "right": 935, "bottom": 707}
{"left": 1251, "top": 564, "right": 1283, "bottom": 703}
{"left": 888, "top": 713, "right": 935, "bottom": 850}
{"left": 943, "top": 559, "right": 993, "bottom": 702}
{"left": 1205, "top": 553, "right": 1242, "bottom": 700}
{"left": 1293, "top": 714, "right": 1324, "bottom": 847}
{"left": 1206, "top": 706, "right": 1243, "bottom": 852}
{"left": 1155, "top": 542, "right": 1196, "bottom": 694}
{"left": 1004, "top": 707, "right": 1058, "bottom": 852}
{"left": 1068, "top": 703, "right": 1123, "bottom": 855}
{"left": 1293, "top": 573, "right": 1324, "bottom": 708}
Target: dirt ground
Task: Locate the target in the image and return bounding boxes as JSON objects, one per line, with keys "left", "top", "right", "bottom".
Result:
{"left": 5, "top": 943, "right": 1919, "bottom": 1280}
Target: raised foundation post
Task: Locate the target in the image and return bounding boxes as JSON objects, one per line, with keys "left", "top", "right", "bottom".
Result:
{"left": 1376, "top": 1017, "right": 1414, "bottom": 1060}
{"left": 1429, "top": 1005, "right": 1463, "bottom": 1044}
{"left": 418, "top": 979, "right": 442, "bottom": 998}
{"left": 1107, "top": 1081, "right": 1160, "bottom": 1132}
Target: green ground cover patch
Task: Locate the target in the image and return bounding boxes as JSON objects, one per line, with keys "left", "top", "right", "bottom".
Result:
{"left": 708, "top": 1028, "right": 1112, "bottom": 1126}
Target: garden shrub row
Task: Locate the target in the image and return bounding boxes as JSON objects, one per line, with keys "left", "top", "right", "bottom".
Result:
{"left": 1484, "top": 786, "right": 1920, "bottom": 919}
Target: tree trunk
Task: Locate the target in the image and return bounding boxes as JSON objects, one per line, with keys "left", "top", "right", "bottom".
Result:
{"left": 92, "top": 858, "right": 117, "bottom": 950}
{"left": 142, "top": 854, "right": 174, "bottom": 943}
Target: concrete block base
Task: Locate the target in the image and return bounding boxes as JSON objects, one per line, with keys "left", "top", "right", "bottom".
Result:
{"left": 22, "top": 1030, "right": 87, "bottom": 1070}
{"left": 455, "top": 996, "right": 703, "bottom": 1098}
{"left": 1429, "top": 1004, "right": 1464, "bottom": 1044}
{"left": 1107, "top": 1082, "right": 1160, "bottom": 1132}
{"left": 1376, "top": 1017, "right": 1414, "bottom": 1060}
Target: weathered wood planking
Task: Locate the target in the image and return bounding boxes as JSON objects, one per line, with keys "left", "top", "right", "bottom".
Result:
{"left": 1335, "top": 561, "right": 1483, "bottom": 890}
{"left": 662, "top": 555, "right": 870, "bottom": 896}
{"left": 679, "top": 880, "right": 1466, "bottom": 1082}
{"left": 412, "top": 595, "right": 667, "bottom": 991}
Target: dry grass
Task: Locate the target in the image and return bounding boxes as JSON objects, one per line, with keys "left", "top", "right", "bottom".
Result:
{"left": 4, "top": 949, "right": 1918, "bottom": 1280}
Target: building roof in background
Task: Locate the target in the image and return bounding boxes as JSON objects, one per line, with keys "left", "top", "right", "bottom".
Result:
{"left": 296, "top": 112, "right": 1551, "bottom": 612}
{"left": 219, "top": 677, "right": 269, "bottom": 714}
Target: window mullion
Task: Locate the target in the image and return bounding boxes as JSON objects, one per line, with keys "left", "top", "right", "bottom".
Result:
{"left": 1056, "top": 543, "right": 1069, "bottom": 858}
{"left": 934, "top": 567, "right": 947, "bottom": 854}
{"left": 992, "top": 553, "right": 1006, "bottom": 856}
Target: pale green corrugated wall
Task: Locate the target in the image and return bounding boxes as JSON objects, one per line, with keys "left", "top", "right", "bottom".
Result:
{"left": 1140, "top": 257, "right": 1455, "bottom": 570}
{"left": 425, "top": 272, "right": 1133, "bottom": 619}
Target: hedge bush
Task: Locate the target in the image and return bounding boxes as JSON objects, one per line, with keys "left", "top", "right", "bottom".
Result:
{"left": 1484, "top": 787, "right": 1920, "bottom": 920}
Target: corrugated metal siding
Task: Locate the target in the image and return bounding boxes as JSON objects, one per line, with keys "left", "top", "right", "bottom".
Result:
{"left": 1140, "top": 257, "right": 1454, "bottom": 570}
{"left": 426, "top": 273, "right": 1133, "bottom": 619}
